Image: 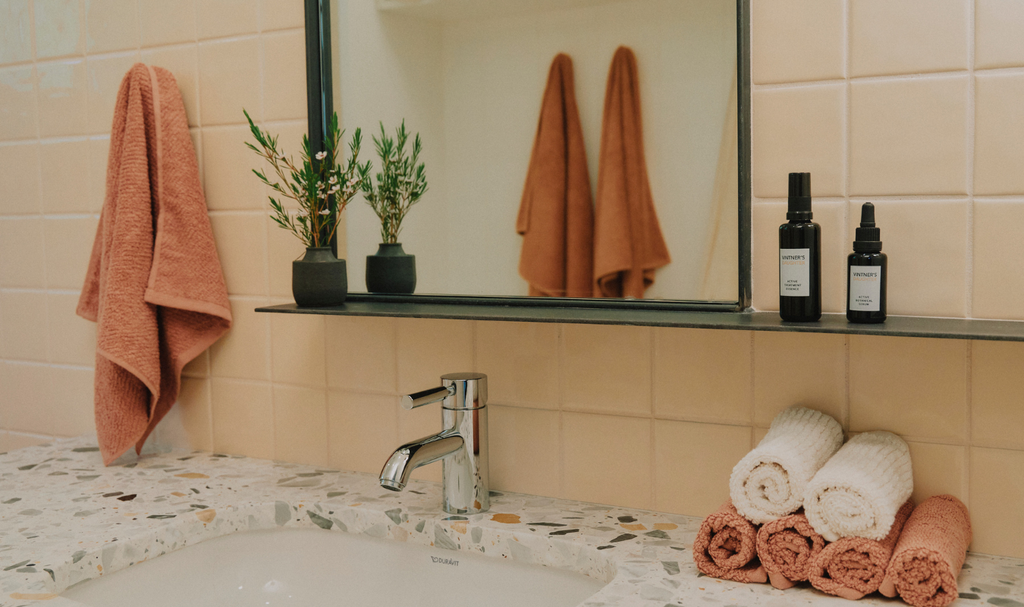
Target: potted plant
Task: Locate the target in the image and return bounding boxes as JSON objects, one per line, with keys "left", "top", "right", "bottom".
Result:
{"left": 244, "top": 110, "right": 369, "bottom": 306}
{"left": 361, "top": 121, "right": 428, "bottom": 294}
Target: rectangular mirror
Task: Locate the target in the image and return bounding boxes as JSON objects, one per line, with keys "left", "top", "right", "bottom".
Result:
{"left": 312, "top": 0, "right": 750, "bottom": 311}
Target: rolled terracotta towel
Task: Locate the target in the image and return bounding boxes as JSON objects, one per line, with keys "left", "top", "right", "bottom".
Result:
{"left": 879, "top": 495, "right": 971, "bottom": 607}
{"left": 692, "top": 501, "right": 768, "bottom": 584}
{"left": 804, "top": 431, "right": 913, "bottom": 542}
{"left": 808, "top": 499, "right": 915, "bottom": 600}
{"left": 756, "top": 511, "right": 826, "bottom": 589}
{"left": 730, "top": 406, "right": 844, "bottom": 524}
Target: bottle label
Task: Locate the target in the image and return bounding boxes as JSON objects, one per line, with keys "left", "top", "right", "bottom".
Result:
{"left": 779, "top": 248, "right": 810, "bottom": 297}
{"left": 849, "top": 266, "right": 882, "bottom": 311}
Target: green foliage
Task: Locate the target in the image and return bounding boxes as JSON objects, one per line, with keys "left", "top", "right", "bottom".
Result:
{"left": 243, "top": 109, "right": 371, "bottom": 249}
{"left": 360, "top": 121, "right": 428, "bottom": 244}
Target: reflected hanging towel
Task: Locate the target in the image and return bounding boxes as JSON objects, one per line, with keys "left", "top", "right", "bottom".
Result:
{"left": 593, "top": 46, "right": 670, "bottom": 298}
{"left": 516, "top": 54, "right": 594, "bottom": 298}
{"left": 77, "top": 63, "right": 232, "bottom": 465}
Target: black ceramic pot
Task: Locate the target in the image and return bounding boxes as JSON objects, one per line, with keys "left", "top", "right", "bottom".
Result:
{"left": 365, "top": 243, "right": 416, "bottom": 294}
{"left": 292, "top": 247, "right": 347, "bottom": 307}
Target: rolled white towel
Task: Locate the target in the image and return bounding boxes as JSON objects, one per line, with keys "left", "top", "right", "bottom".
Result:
{"left": 803, "top": 431, "right": 913, "bottom": 542}
{"left": 729, "top": 406, "right": 844, "bottom": 525}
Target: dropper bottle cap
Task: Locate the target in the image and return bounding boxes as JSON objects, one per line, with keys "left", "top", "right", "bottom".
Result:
{"left": 853, "top": 202, "right": 882, "bottom": 252}
{"left": 787, "top": 172, "right": 812, "bottom": 220}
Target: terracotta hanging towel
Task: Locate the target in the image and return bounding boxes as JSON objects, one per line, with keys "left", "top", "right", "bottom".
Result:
{"left": 516, "top": 54, "right": 594, "bottom": 298}
{"left": 593, "top": 46, "right": 670, "bottom": 298}
{"left": 77, "top": 63, "right": 232, "bottom": 465}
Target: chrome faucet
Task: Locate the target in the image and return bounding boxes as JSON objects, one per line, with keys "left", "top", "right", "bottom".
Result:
{"left": 379, "top": 373, "right": 489, "bottom": 514}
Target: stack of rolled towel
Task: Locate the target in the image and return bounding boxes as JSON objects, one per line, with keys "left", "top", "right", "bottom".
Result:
{"left": 693, "top": 406, "right": 973, "bottom": 607}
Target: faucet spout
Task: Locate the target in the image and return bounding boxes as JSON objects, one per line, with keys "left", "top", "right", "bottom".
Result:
{"left": 379, "top": 431, "right": 464, "bottom": 491}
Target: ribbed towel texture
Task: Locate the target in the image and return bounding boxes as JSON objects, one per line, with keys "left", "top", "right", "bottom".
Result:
{"left": 755, "top": 511, "right": 826, "bottom": 589}
{"left": 808, "top": 499, "right": 915, "bottom": 600}
{"left": 804, "top": 431, "right": 914, "bottom": 542}
{"left": 879, "top": 495, "right": 972, "bottom": 607}
{"left": 692, "top": 501, "right": 767, "bottom": 584}
{"left": 730, "top": 406, "right": 843, "bottom": 524}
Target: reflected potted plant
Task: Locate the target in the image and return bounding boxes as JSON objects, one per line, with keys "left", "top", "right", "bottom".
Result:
{"left": 244, "top": 110, "right": 369, "bottom": 306}
{"left": 361, "top": 121, "right": 428, "bottom": 294}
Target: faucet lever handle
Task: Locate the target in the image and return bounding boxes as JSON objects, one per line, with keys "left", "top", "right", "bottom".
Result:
{"left": 401, "top": 385, "right": 455, "bottom": 410}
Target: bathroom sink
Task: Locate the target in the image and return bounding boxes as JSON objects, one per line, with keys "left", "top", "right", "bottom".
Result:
{"left": 62, "top": 528, "right": 605, "bottom": 607}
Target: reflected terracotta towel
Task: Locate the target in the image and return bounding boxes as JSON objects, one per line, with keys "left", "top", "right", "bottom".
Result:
{"left": 516, "top": 54, "right": 594, "bottom": 298}
{"left": 879, "top": 495, "right": 972, "bottom": 607}
{"left": 77, "top": 63, "right": 232, "bottom": 465}
{"left": 756, "top": 511, "right": 826, "bottom": 589}
{"left": 808, "top": 499, "right": 915, "bottom": 600}
{"left": 593, "top": 46, "right": 670, "bottom": 299}
{"left": 692, "top": 501, "right": 768, "bottom": 584}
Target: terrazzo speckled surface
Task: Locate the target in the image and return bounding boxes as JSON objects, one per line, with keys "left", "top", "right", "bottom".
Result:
{"left": 1, "top": 437, "right": 1021, "bottom": 607}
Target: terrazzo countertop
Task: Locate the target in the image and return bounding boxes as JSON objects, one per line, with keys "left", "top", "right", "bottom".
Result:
{"left": 1, "top": 437, "right": 1021, "bottom": 607}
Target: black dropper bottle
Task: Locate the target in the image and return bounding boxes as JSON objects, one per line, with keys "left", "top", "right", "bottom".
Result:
{"left": 779, "top": 173, "right": 821, "bottom": 321}
{"left": 847, "top": 202, "right": 886, "bottom": 323}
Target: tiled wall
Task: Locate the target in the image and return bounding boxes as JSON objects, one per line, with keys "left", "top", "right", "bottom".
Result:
{"left": 1, "top": 0, "right": 1023, "bottom": 560}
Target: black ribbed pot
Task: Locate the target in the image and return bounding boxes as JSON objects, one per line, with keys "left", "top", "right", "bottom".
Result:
{"left": 365, "top": 243, "right": 416, "bottom": 294}
{"left": 292, "top": 247, "right": 347, "bottom": 307}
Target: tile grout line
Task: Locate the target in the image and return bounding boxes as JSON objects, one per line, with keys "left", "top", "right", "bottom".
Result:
{"left": 649, "top": 326, "right": 657, "bottom": 510}
{"left": 964, "top": 0, "right": 976, "bottom": 513}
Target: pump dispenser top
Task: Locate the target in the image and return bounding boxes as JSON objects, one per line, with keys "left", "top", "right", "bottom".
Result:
{"left": 854, "top": 202, "right": 882, "bottom": 252}
{"left": 787, "top": 172, "right": 812, "bottom": 220}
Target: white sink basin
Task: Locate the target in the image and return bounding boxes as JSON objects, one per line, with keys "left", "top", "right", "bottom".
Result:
{"left": 62, "top": 528, "right": 605, "bottom": 607}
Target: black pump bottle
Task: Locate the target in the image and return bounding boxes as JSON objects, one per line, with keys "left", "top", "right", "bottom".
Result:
{"left": 847, "top": 202, "right": 887, "bottom": 323}
{"left": 779, "top": 173, "right": 821, "bottom": 322}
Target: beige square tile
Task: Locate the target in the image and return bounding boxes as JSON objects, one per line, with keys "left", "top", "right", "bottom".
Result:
{"left": 201, "top": 125, "right": 267, "bottom": 210}
{"left": 140, "top": 45, "right": 198, "bottom": 127}
{"left": 209, "top": 298, "right": 271, "bottom": 381}
{"left": 39, "top": 139, "right": 91, "bottom": 213}
{"left": 46, "top": 365, "right": 95, "bottom": 436}
{"left": 971, "top": 341, "right": 1024, "bottom": 449}
{"left": 0, "top": 432, "right": 53, "bottom": 452}
{"left": 38, "top": 59, "right": 88, "bottom": 138}
{"left": 849, "top": 336, "right": 967, "bottom": 442}
{"left": 0, "top": 362, "right": 56, "bottom": 433}
{"left": 0, "top": 0, "right": 33, "bottom": 64}
{"left": 262, "top": 30, "right": 306, "bottom": 121}
{"left": 326, "top": 316, "right": 398, "bottom": 393}
{"left": 847, "top": 200, "right": 967, "bottom": 317}
{"left": 208, "top": 212, "right": 268, "bottom": 296}
{"left": 653, "top": 328, "right": 751, "bottom": 424}
{"left": 975, "top": 73, "right": 1024, "bottom": 195}
{"left": 0, "top": 290, "right": 48, "bottom": 361}
{"left": 273, "top": 384, "right": 329, "bottom": 466}
{"left": 751, "top": 0, "right": 844, "bottom": 84}
{"left": 46, "top": 292, "right": 96, "bottom": 366}
{"left": 752, "top": 426, "right": 769, "bottom": 447}
{"left": 975, "top": 0, "right": 1024, "bottom": 69}
{"left": 562, "top": 412, "right": 651, "bottom": 509}
{"left": 138, "top": 0, "right": 195, "bottom": 47}
{"left": 0, "top": 66, "right": 38, "bottom": 141}
{"left": 751, "top": 201, "right": 784, "bottom": 312}
{"left": 561, "top": 324, "right": 651, "bottom": 416}
{"left": 84, "top": 0, "right": 139, "bottom": 53}
{"left": 973, "top": 202, "right": 1024, "bottom": 319}
{"left": 85, "top": 52, "right": 138, "bottom": 135}
{"left": 267, "top": 214, "right": 308, "bottom": 298}
{"left": 751, "top": 84, "right": 845, "bottom": 198}
{"left": 0, "top": 143, "right": 40, "bottom": 214}
{"left": 270, "top": 312, "right": 326, "bottom": 387}
{"left": 396, "top": 318, "right": 474, "bottom": 394}
{"left": 753, "top": 331, "right": 845, "bottom": 427}
{"left": 487, "top": 405, "right": 560, "bottom": 498}
{"left": 85, "top": 137, "right": 109, "bottom": 212}
{"left": 971, "top": 446, "right": 1024, "bottom": 557}
{"left": 654, "top": 420, "right": 751, "bottom": 517}
{"left": 260, "top": 0, "right": 305, "bottom": 32}
{"left": 0, "top": 218, "right": 46, "bottom": 288}
{"left": 327, "top": 391, "right": 399, "bottom": 475}
{"left": 475, "top": 321, "right": 558, "bottom": 409}
{"left": 396, "top": 397, "right": 442, "bottom": 483}
{"left": 850, "top": 76, "right": 968, "bottom": 196}
{"left": 198, "top": 37, "right": 261, "bottom": 126}
{"left": 197, "top": 0, "right": 259, "bottom": 39}
{"left": 211, "top": 378, "right": 274, "bottom": 459}
{"left": 34, "top": 0, "right": 83, "bottom": 59}
{"left": 150, "top": 377, "right": 212, "bottom": 451}
{"left": 850, "top": 0, "right": 968, "bottom": 77}
{"left": 906, "top": 441, "right": 966, "bottom": 505}
{"left": 43, "top": 216, "right": 98, "bottom": 289}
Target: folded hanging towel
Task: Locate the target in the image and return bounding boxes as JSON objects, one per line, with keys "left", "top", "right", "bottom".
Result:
{"left": 730, "top": 406, "right": 843, "bottom": 524}
{"left": 77, "top": 63, "right": 232, "bottom": 465}
{"left": 755, "top": 511, "right": 826, "bottom": 589}
{"left": 692, "top": 501, "right": 768, "bottom": 584}
{"left": 808, "top": 499, "right": 915, "bottom": 600}
{"left": 516, "top": 53, "right": 594, "bottom": 298}
{"left": 879, "top": 495, "right": 971, "bottom": 607}
{"left": 592, "top": 46, "right": 670, "bottom": 298}
{"left": 804, "top": 431, "right": 914, "bottom": 542}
